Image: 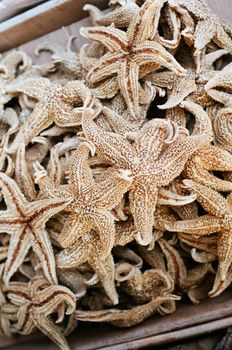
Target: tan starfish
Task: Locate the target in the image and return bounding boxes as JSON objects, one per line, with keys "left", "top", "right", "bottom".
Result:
{"left": 3, "top": 270, "right": 76, "bottom": 350}
{"left": 165, "top": 180, "right": 232, "bottom": 285}
{"left": 170, "top": 0, "right": 232, "bottom": 55}
{"left": 80, "top": 0, "right": 186, "bottom": 120}
{"left": 82, "top": 108, "right": 207, "bottom": 245}
{"left": 0, "top": 172, "right": 72, "bottom": 285}
{"left": 6, "top": 78, "right": 101, "bottom": 153}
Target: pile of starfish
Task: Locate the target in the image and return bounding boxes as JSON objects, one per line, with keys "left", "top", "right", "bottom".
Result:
{"left": 0, "top": 0, "right": 232, "bottom": 348}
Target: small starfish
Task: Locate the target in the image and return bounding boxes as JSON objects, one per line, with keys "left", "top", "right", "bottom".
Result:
{"left": 82, "top": 108, "right": 207, "bottom": 245}
{"left": 0, "top": 50, "right": 31, "bottom": 81}
{"left": 74, "top": 294, "right": 179, "bottom": 327}
{"left": 165, "top": 180, "right": 232, "bottom": 286}
{"left": 6, "top": 78, "right": 101, "bottom": 153}
{"left": 3, "top": 270, "right": 76, "bottom": 350}
{"left": 0, "top": 172, "right": 72, "bottom": 285}
{"left": 170, "top": 0, "right": 232, "bottom": 55}
{"left": 80, "top": 0, "right": 186, "bottom": 120}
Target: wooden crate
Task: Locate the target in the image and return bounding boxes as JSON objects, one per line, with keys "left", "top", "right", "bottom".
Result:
{"left": 0, "top": 0, "right": 232, "bottom": 348}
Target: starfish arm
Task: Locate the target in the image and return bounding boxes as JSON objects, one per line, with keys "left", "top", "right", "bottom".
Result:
{"left": 32, "top": 314, "right": 70, "bottom": 350}
{"left": 58, "top": 216, "right": 89, "bottom": 249}
{"left": 3, "top": 282, "right": 30, "bottom": 305}
{"left": 80, "top": 26, "right": 128, "bottom": 53}
{"left": 181, "top": 101, "right": 213, "bottom": 140}
{"left": 158, "top": 74, "right": 196, "bottom": 109}
{"left": 102, "top": 106, "right": 136, "bottom": 135}
{"left": 0, "top": 210, "right": 22, "bottom": 234}
{"left": 153, "top": 134, "right": 206, "bottom": 186}
{"left": 215, "top": 26, "right": 232, "bottom": 55}
{"left": 183, "top": 180, "right": 228, "bottom": 217}
{"left": 194, "top": 19, "right": 216, "bottom": 53}
{"left": 69, "top": 143, "right": 95, "bottom": 198}
{"left": 5, "top": 77, "right": 51, "bottom": 101}
{"left": 133, "top": 42, "right": 186, "bottom": 76}
{"left": 90, "top": 254, "right": 118, "bottom": 305}
{"left": 117, "top": 60, "right": 140, "bottom": 118}
{"left": 33, "top": 285, "right": 76, "bottom": 316}
{"left": 217, "top": 231, "right": 232, "bottom": 281}
{"left": 82, "top": 108, "right": 134, "bottom": 168}
{"left": 158, "top": 188, "right": 196, "bottom": 206}
{"left": 214, "top": 107, "right": 232, "bottom": 150}
{"left": 204, "top": 49, "right": 228, "bottom": 68}
{"left": 127, "top": 0, "right": 164, "bottom": 45}
{"left": 115, "top": 219, "right": 137, "bottom": 246}
{"left": 165, "top": 214, "right": 222, "bottom": 235}
{"left": 93, "top": 169, "right": 132, "bottom": 210}
{"left": 15, "top": 304, "right": 35, "bottom": 335}
{"left": 15, "top": 143, "right": 36, "bottom": 201}
{"left": 87, "top": 52, "right": 124, "bottom": 84}
{"left": 56, "top": 240, "right": 88, "bottom": 269}
{"left": 0, "top": 172, "right": 27, "bottom": 215}
{"left": 91, "top": 77, "right": 119, "bottom": 99}
{"left": 4, "top": 227, "right": 34, "bottom": 285}
{"left": 129, "top": 180, "right": 158, "bottom": 246}
{"left": 32, "top": 227, "right": 58, "bottom": 285}
{"left": 75, "top": 295, "right": 179, "bottom": 327}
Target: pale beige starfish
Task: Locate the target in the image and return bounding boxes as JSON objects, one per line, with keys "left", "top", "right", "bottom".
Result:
{"left": 0, "top": 172, "right": 72, "bottom": 285}
{"left": 80, "top": 0, "right": 186, "bottom": 120}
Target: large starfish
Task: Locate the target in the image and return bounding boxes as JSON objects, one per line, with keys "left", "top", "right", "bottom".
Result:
{"left": 34, "top": 142, "right": 132, "bottom": 252}
{"left": 80, "top": 0, "right": 186, "bottom": 120}
{"left": 165, "top": 180, "right": 232, "bottom": 286}
{"left": 82, "top": 108, "right": 207, "bottom": 245}
{"left": 170, "top": 0, "right": 232, "bottom": 55}
{"left": 3, "top": 271, "right": 76, "bottom": 350}
{"left": 0, "top": 172, "right": 72, "bottom": 285}
{"left": 6, "top": 78, "right": 101, "bottom": 153}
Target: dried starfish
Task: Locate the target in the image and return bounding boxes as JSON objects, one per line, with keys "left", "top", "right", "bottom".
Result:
{"left": 170, "top": 0, "right": 232, "bottom": 56}
{"left": 6, "top": 78, "right": 101, "bottom": 153}
{"left": 165, "top": 180, "right": 232, "bottom": 286}
{"left": 82, "top": 108, "right": 207, "bottom": 245}
{"left": 0, "top": 172, "right": 72, "bottom": 285}
{"left": 80, "top": 0, "right": 186, "bottom": 120}
{"left": 4, "top": 270, "right": 76, "bottom": 350}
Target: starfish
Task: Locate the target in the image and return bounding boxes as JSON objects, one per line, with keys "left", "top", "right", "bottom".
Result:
{"left": 5, "top": 78, "right": 101, "bottom": 153}
{"left": 0, "top": 171, "right": 72, "bottom": 285}
{"left": 165, "top": 180, "right": 232, "bottom": 286}
{"left": 0, "top": 50, "right": 31, "bottom": 81}
{"left": 170, "top": 0, "right": 232, "bottom": 56}
{"left": 80, "top": 0, "right": 186, "bottom": 120}
{"left": 75, "top": 293, "right": 179, "bottom": 327}
{"left": 82, "top": 108, "right": 207, "bottom": 245}
{"left": 3, "top": 270, "right": 76, "bottom": 350}
{"left": 34, "top": 142, "right": 132, "bottom": 251}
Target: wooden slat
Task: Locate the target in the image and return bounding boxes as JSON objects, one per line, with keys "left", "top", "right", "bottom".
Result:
{"left": 0, "top": 0, "right": 107, "bottom": 52}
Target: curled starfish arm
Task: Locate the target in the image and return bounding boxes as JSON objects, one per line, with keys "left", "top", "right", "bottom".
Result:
{"left": 56, "top": 240, "right": 88, "bottom": 269}
{"left": 6, "top": 77, "right": 51, "bottom": 101}
{"left": 153, "top": 134, "right": 207, "bottom": 186}
{"left": 0, "top": 172, "right": 27, "bottom": 213}
{"left": 215, "top": 25, "right": 232, "bottom": 56}
{"left": 75, "top": 294, "right": 179, "bottom": 327}
{"left": 3, "top": 282, "right": 30, "bottom": 305}
{"left": 129, "top": 180, "right": 158, "bottom": 246}
{"left": 158, "top": 188, "right": 196, "bottom": 206}
{"left": 82, "top": 109, "right": 134, "bottom": 167}
{"left": 180, "top": 100, "right": 213, "bottom": 140}
{"left": 80, "top": 26, "right": 128, "bottom": 53}
{"left": 158, "top": 73, "right": 196, "bottom": 109}
{"left": 183, "top": 180, "right": 227, "bottom": 217}
{"left": 213, "top": 107, "right": 232, "bottom": 150}
{"left": 3, "top": 227, "right": 34, "bottom": 285}
{"left": 165, "top": 214, "right": 222, "bottom": 235}
{"left": 217, "top": 231, "right": 232, "bottom": 281}
{"left": 102, "top": 106, "right": 136, "bottom": 135}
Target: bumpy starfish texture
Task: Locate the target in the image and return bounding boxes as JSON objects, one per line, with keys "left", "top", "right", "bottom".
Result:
{"left": 165, "top": 180, "right": 232, "bottom": 287}
{"left": 83, "top": 108, "right": 207, "bottom": 245}
{"left": 6, "top": 78, "right": 101, "bottom": 153}
{"left": 80, "top": 0, "right": 186, "bottom": 120}
{"left": 0, "top": 172, "right": 71, "bottom": 285}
